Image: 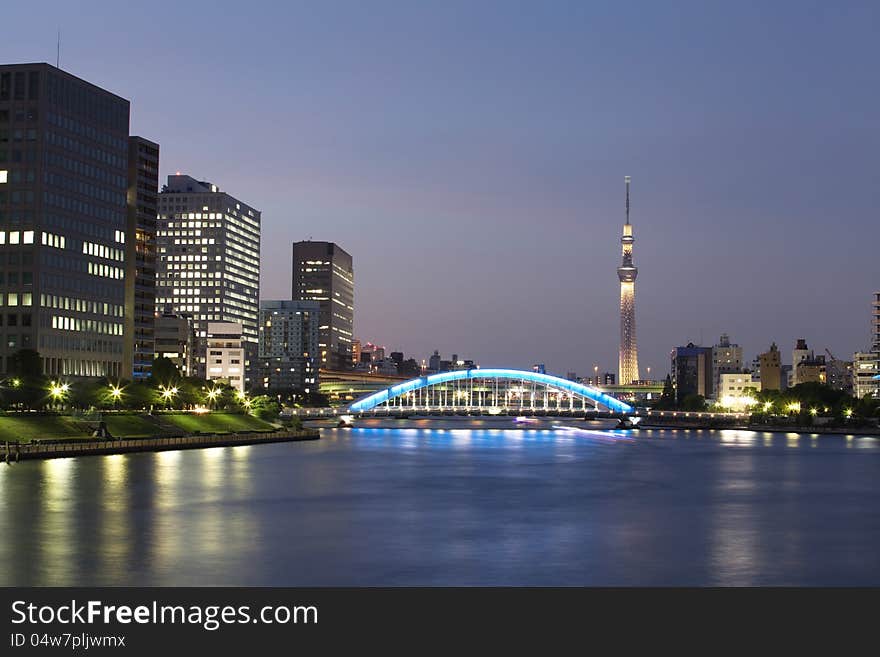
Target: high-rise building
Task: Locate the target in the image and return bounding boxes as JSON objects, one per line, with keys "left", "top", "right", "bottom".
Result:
{"left": 671, "top": 343, "right": 713, "bottom": 402}
{"left": 153, "top": 309, "right": 193, "bottom": 376}
{"left": 759, "top": 342, "right": 782, "bottom": 391}
{"left": 790, "top": 338, "right": 811, "bottom": 386}
{"left": 874, "top": 291, "right": 880, "bottom": 352}
{"left": 205, "top": 321, "right": 244, "bottom": 393}
{"left": 123, "top": 136, "right": 158, "bottom": 380}
{"left": 0, "top": 63, "right": 129, "bottom": 377}
{"left": 291, "top": 241, "right": 353, "bottom": 370}
{"left": 617, "top": 176, "right": 640, "bottom": 385}
{"left": 712, "top": 333, "right": 743, "bottom": 395}
{"left": 852, "top": 292, "right": 880, "bottom": 399}
{"left": 853, "top": 352, "right": 879, "bottom": 399}
{"left": 257, "top": 300, "right": 319, "bottom": 397}
{"left": 156, "top": 175, "right": 260, "bottom": 383}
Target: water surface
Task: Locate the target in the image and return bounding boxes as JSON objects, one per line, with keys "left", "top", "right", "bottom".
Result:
{"left": 1, "top": 420, "right": 878, "bottom": 586}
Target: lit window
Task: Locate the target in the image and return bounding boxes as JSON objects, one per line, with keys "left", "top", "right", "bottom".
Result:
{"left": 23, "top": 230, "right": 33, "bottom": 244}
{"left": 0, "top": 170, "right": 6, "bottom": 183}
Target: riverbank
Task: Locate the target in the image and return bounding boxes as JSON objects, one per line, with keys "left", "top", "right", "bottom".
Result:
{"left": 1, "top": 428, "right": 320, "bottom": 462}
{"left": 639, "top": 421, "right": 880, "bottom": 436}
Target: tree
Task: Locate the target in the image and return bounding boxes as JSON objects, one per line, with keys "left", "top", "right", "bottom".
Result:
{"left": 249, "top": 395, "right": 281, "bottom": 421}
{"left": 150, "top": 356, "right": 180, "bottom": 386}
{"left": 654, "top": 374, "right": 675, "bottom": 410}
{"left": 680, "top": 394, "right": 707, "bottom": 412}
{"left": 8, "top": 349, "right": 42, "bottom": 378}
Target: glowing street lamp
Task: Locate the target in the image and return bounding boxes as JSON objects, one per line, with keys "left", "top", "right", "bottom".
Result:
{"left": 160, "top": 385, "right": 178, "bottom": 407}
{"left": 109, "top": 385, "right": 123, "bottom": 405}
{"left": 844, "top": 408, "right": 853, "bottom": 418}
{"left": 49, "top": 381, "right": 69, "bottom": 405}
{"left": 810, "top": 407, "right": 818, "bottom": 416}
{"left": 206, "top": 387, "right": 220, "bottom": 407}
{"left": 787, "top": 402, "right": 801, "bottom": 414}
{"left": 763, "top": 401, "right": 773, "bottom": 412}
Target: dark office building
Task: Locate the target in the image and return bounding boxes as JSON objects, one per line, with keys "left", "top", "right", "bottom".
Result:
{"left": 257, "top": 300, "right": 320, "bottom": 397}
{"left": 0, "top": 63, "right": 129, "bottom": 376}
{"left": 291, "top": 241, "right": 354, "bottom": 370}
{"left": 671, "top": 343, "right": 714, "bottom": 403}
{"left": 123, "top": 136, "right": 158, "bottom": 380}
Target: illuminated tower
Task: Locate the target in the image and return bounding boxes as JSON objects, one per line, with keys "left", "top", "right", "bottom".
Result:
{"left": 617, "top": 176, "right": 640, "bottom": 385}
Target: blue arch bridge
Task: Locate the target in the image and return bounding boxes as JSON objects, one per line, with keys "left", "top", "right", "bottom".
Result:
{"left": 346, "top": 368, "right": 634, "bottom": 415}
{"left": 291, "top": 368, "right": 751, "bottom": 423}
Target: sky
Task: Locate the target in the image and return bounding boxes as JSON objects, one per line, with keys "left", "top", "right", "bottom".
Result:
{"left": 3, "top": 0, "right": 878, "bottom": 377}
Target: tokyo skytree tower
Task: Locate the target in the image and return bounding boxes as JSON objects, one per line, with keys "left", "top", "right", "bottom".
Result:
{"left": 617, "top": 176, "right": 640, "bottom": 385}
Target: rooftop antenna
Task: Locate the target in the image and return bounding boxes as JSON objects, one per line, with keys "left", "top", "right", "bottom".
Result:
{"left": 625, "top": 175, "right": 631, "bottom": 224}
{"left": 56, "top": 29, "right": 61, "bottom": 69}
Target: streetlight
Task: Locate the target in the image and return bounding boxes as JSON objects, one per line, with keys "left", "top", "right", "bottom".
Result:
{"left": 810, "top": 407, "right": 818, "bottom": 416}
{"left": 844, "top": 408, "right": 853, "bottom": 419}
{"left": 593, "top": 365, "right": 599, "bottom": 386}
{"left": 206, "top": 387, "right": 220, "bottom": 407}
{"left": 763, "top": 401, "right": 773, "bottom": 412}
{"left": 160, "top": 385, "right": 178, "bottom": 408}
{"left": 49, "top": 381, "right": 69, "bottom": 407}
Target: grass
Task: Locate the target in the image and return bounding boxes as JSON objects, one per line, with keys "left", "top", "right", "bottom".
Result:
{"left": 156, "top": 412, "right": 275, "bottom": 434}
{"left": 0, "top": 415, "right": 86, "bottom": 442}
{"left": 0, "top": 412, "right": 275, "bottom": 442}
{"left": 102, "top": 414, "right": 161, "bottom": 438}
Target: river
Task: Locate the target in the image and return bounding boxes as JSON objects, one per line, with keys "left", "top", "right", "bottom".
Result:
{"left": 1, "top": 419, "right": 878, "bottom": 586}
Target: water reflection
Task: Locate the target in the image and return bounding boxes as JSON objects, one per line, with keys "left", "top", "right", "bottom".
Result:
{"left": 0, "top": 424, "right": 878, "bottom": 586}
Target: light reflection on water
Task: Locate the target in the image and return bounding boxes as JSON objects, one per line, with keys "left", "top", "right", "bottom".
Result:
{"left": 1, "top": 422, "right": 879, "bottom": 586}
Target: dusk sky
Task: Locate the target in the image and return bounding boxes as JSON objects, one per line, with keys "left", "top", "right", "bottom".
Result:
{"left": 3, "top": 0, "right": 878, "bottom": 377}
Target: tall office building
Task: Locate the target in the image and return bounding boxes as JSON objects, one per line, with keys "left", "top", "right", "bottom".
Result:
{"left": 873, "top": 291, "right": 880, "bottom": 352}
{"left": 759, "top": 342, "right": 782, "bottom": 391}
{"left": 617, "top": 176, "right": 640, "bottom": 385}
{"left": 123, "top": 136, "right": 158, "bottom": 380}
{"left": 0, "top": 63, "right": 128, "bottom": 376}
{"left": 154, "top": 308, "right": 194, "bottom": 376}
{"left": 712, "top": 333, "right": 743, "bottom": 395}
{"left": 291, "top": 241, "right": 353, "bottom": 370}
{"left": 206, "top": 321, "right": 244, "bottom": 393}
{"left": 156, "top": 175, "right": 260, "bottom": 382}
{"left": 257, "top": 299, "right": 320, "bottom": 396}
{"left": 671, "top": 343, "right": 713, "bottom": 403}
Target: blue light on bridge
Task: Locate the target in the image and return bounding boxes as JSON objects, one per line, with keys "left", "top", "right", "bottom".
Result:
{"left": 347, "top": 368, "right": 634, "bottom": 414}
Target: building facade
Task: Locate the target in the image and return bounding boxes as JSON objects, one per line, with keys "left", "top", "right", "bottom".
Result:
{"left": 0, "top": 63, "right": 129, "bottom": 377}
{"left": 671, "top": 343, "right": 713, "bottom": 402}
{"left": 206, "top": 321, "right": 244, "bottom": 393}
{"left": 717, "top": 372, "right": 761, "bottom": 409}
{"left": 712, "top": 333, "right": 743, "bottom": 395}
{"left": 156, "top": 175, "right": 260, "bottom": 383}
{"left": 153, "top": 309, "right": 193, "bottom": 376}
{"left": 291, "top": 241, "right": 353, "bottom": 371}
{"left": 853, "top": 352, "right": 879, "bottom": 399}
{"left": 790, "top": 338, "right": 811, "bottom": 387}
{"left": 257, "top": 300, "right": 319, "bottom": 397}
{"left": 123, "top": 136, "right": 158, "bottom": 380}
{"left": 759, "top": 342, "right": 782, "bottom": 391}
{"left": 617, "top": 176, "right": 640, "bottom": 385}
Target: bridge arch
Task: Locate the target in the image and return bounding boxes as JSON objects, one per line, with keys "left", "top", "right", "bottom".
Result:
{"left": 348, "top": 368, "right": 634, "bottom": 414}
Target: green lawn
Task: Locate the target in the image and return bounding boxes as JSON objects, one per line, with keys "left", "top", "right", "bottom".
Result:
{"left": 0, "top": 415, "right": 87, "bottom": 442}
{"left": 160, "top": 413, "right": 275, "bottom": 434}
{"left": 0, "top": 412, "right": 275, "bottom": 442}
{"left": 103, "top": 414, "right": 160, "bottom": 438}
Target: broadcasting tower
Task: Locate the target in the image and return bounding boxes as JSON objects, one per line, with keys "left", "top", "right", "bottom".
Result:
{"left": 617, "top": 176, "right": 640, "bottom": 385}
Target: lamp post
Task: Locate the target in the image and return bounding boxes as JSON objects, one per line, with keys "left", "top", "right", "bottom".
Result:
{"left": 160, "top": 385, "right": 178, "bottom": 409}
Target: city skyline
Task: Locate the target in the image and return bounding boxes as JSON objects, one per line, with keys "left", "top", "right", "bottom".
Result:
{"left": 3, "top": 1, "right": 877, "bottom": 377}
